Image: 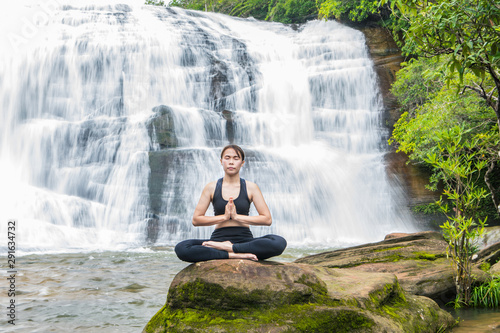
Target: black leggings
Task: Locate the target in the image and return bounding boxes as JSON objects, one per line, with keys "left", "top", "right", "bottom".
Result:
{"left": 175, "top": 227, "right": 287, "bottom": 263}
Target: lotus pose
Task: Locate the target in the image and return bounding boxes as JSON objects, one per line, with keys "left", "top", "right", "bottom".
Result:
{"left": 175, "top": 145, "right": 287, "bottom": 262}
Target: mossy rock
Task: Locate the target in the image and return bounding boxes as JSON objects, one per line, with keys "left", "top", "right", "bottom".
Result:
{"left": 143, "top": 260, "right": 455, "bottom": 332}
{"left": 295, "top": 231, "right": 470, "bottom": 305}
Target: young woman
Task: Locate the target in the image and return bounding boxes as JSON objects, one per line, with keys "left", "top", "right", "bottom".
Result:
{"left": 175, "top": 144, "right": 287, "bottom": 262}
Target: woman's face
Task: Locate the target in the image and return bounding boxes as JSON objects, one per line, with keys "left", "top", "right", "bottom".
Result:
{"left": 221, "top": 148, "right": 244, "bottom": 175}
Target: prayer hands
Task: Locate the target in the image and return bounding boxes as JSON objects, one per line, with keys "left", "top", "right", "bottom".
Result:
{"left": 225, "top": 197, "right": 237, "bottom": 220}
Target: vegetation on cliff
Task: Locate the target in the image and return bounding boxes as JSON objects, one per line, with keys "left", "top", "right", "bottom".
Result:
{"left": 146, "top": 0, "right": 398, "bottom": 26}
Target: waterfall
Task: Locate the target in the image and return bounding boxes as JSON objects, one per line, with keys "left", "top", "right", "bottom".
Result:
{"left": 0, "top": 0, "right": 418, "bottom": 253}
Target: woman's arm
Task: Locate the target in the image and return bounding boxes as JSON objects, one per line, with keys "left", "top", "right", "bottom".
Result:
{"left": 230, "top": 181, "right": 272, "bottom": 226}
{"left": 192, "top": 182, "right": 229, "bottom": 226}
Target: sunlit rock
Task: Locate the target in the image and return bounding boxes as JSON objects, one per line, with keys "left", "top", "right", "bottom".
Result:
{"left": 295, "top": 231, "right": 488, "bottom": 306}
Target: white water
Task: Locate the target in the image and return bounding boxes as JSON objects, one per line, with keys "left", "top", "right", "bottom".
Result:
{"left": 0, "top": 0, "right": 418, "bottom": 254}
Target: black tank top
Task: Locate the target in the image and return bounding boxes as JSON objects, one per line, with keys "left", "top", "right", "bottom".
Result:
{"left": 213, "top": 178, "right": 251, "bottom": 216}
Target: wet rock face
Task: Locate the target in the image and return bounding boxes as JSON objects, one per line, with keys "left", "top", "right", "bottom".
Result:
{"left": 143, "top": 260, "right": 455, "bottom": 333}
{"left": 360, "top": 26, "right": 441, "bottom": 211}
{"left": 146, "top": 217, "right": 160, "bottom": 244}
{"left": 359, "top": 26, "right": 403, "bottom": 129}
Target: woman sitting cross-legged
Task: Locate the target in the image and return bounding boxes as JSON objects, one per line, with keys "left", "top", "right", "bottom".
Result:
{"left": 175, "top": 144, "right": 287, "bottom": 263}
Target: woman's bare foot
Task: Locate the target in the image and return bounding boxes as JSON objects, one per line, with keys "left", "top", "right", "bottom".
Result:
{"left": 202, "top": 240, "right": 234, "bottom": 252}
{"left": 202, "top": 241, "right": 258, "bottom": 261}
{"left": 228, "top": 252, "right": 258, "bottom": 261}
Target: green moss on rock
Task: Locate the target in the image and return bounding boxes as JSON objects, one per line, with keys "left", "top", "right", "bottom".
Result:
{"left": 145, "top": 304, "right": 376, "bottom": 333}
{"left": 168, "top": 277, "right": 316, "bottom": 311}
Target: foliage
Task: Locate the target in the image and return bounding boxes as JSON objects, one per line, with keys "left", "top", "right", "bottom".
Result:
{"left": 167, "top": 0, "right": 317, "bottom": 23}
{"left": 317, "top": 0, "right": 380, "bottom": 22}
{"left": 390, "top": 57, "right": 445, "bottom": 115}
{"left": 479, "top": 262, "right": 491, "bottom": 272}
{"left": 411, "top": 202, "right": 443, "bottom": 214}
{"left": 390, "top": 57, "right": 500, "bottom": 220}
{"left": 470, "top": 277, "right": 500, "bottom": 308}
{"left": 266, "top": 0, "right": 318, "bottom": 24}
{"left": 390, "top": 60, "right": 495, "bottom": 160}
{"left": 424, "top": 126, "right": 489, "bottom": 306}
{"left": 230, "top": 0, "right": 273, "bottom": 20}
{"left": 382, "top": 0, "right": 500, "bottom": 135}
{"left": 145, "top": 0, "right": 165, "bottom": 5}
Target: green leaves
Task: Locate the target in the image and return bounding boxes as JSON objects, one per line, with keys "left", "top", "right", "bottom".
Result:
{"left": 318, "top": 0, "right": 380, "bottom": 22}
{"left": 390, "top": 0, "right": 500, "bottom": 128}
{"left": 419, "top": 124, "right": 490, "bottom": 306}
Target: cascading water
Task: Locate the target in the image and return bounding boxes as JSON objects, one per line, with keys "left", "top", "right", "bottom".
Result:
{"left": 0, "top": 0, "right": 418, "bottom": 254}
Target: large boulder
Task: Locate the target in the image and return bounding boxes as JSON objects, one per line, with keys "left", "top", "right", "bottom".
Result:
{"left": 295, "top": 231, "right": 487, "bottom": 306}
{"left": 143, "top": 260, "right": 455, "bottom": 333}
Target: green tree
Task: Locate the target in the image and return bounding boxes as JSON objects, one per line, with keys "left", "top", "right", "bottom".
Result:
{"left": 382, "top": 0, "right": 500, "bottom": 137}
{"left": 390, "top": 57, "right": 500, "bottom": 219}
{"left": 390, "top": 57, "right": 500, "bottom": 306}
{"left": 425, "top": 126, "right": 490, "bottom": 306}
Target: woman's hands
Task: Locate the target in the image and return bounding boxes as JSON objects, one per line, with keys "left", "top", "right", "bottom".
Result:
{"left": 224, "top": 197, "right": 237, "bottom": 220}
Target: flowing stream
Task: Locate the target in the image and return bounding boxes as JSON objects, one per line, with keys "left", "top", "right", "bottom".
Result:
{"left": 0, "top": 0, "right": 426, "bottom": 331}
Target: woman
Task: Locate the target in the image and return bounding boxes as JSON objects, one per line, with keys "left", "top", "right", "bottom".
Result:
{"left": 175, "top": 144, "right": 287, "bottom": 262}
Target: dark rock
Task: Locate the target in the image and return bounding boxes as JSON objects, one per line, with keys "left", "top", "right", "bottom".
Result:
{"left": 148, "top": 149, "right": 174, "bottom": 216}
{"left": 474, "top": 241, "right": 500, "bottom": 268}
{"left": 143, "top": 260, "right": 455, "bottom": 332}
{"left": 147, "top": 105, "right": 178, "bottom": 149}
{"left": 209, "top": 58, "right": 233, "bottom": 112}
{"left": 146, "top": 217, "right": 159, "bottom": 244}
{"left": 222, "top": 109, "right": 234, "bottom": 143}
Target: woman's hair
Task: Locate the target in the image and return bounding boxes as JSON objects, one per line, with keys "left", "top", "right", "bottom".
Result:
{"left": 220, "top": 144, "right": 245, "bottom": 160}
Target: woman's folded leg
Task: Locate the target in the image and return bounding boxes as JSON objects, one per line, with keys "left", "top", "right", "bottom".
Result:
{"left": 175, "top": 239, "right": 229, "bottom": 263}
{"left": 232, "top": 234, "right": 287, "bottom": 260}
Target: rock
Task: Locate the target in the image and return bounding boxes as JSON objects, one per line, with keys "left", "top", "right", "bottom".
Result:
{"left": 148, "top": 148, "right": 221, "bottom": 237}
{"left": 147, "top": 105, "right": 178, "bottom": 149}
{"left": 143, "top": 260, "right": 455, "bottom": 333}
{"left": 474, "top": 241, "right": 500, "bottom": 269}
{"left": 148, "top": 149, "right": 174, "bottom": 216}
{"left": 478, "top": 226, "right": 500, "bottom": 249}
{"left": 491, "top": 261, "right": 500, "bottom": 275}
{"left": 146, "top": 217, "right": 159, "bottom": 244}
{"left": 384, "top": 233, "right": 411, "bottom": 240}
{"left": 360, "top": 26, "right": 442, "bottom": 212}
{"left": 358, "top": 26, "right": 402, "bottom": 129}
{"left": 222, "top": 109, "right": 235, "bottom": 144}
{"left": 295, "top": 231, "right": 487, "bottom": 306}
